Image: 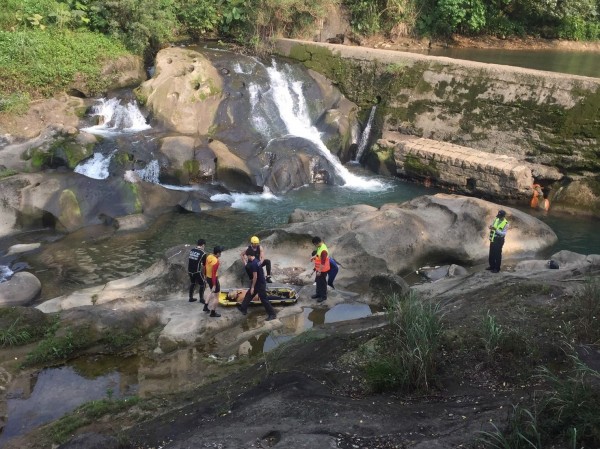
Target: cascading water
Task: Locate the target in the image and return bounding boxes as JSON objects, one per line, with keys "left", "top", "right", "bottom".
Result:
{"left": 82, "top": 98, "right": 151, "bottom": 134}
{"left": 0, "top": 265, "right": 13, "bottom": 283}
{"left": 74, "top": 151, "right": 115, "bottom": 180}
{"left": 250, "top": 61, "right": 383, "bottom": 190}
{"left": 134, "top": 160, "right": 161, "bottom": 183}
{"left": 354, "top": 106, "right": 377, "bottom": 162}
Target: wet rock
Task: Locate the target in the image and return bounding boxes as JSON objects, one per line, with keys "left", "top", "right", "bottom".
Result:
{"left": 0, "top": 272, "right": 41, "bottom": 306}
{"left": 6, "top": 243, "right": 41, "bottom": 256}
{"left": 369, "top": 273, "right": 410, "bottom": 297}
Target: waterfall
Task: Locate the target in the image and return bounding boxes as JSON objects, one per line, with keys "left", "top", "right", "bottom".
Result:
{"left": 251, "top": 61, "right": 383, "bottom": 190}
{"left": 74, "top": 151, "right": 115, "bottom": 180}
{"left": 0, "top": 265, "right": 13, "bottom": 283}
{"left": 82, "top": 98, "right": 151, "bottom": 134}
{"left": 134, "top": 160, "right": 161, "bottom": 183}
{"left": 354, "top": 106, "right": 377, "bottom": 162}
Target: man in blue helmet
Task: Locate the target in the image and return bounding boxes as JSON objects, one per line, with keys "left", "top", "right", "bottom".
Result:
{"left": 487, "top": 209, "right": 509, "bottom": 273}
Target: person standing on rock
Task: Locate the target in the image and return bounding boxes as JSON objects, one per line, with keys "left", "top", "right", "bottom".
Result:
{"left": 204, "top": 246, "right": 224, "bottom": 317}
{"left": 240, "top": 236, "right": 273, "bottom": 283}
{"left": 188, "top": 239, "right": 208, "bottom": 304}
{"left": 311, "top": 236, "right": 330, "bottom": 303}
{"left": 237, "top": 249, "right": 277, "bottom": 321}
{"left": 487, "top": 210, "right": 509, "bottom": 273}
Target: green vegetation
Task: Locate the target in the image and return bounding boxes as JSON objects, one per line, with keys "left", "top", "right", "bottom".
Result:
{"left": 0, "top": 29, "right": 128, "bottom": 99}
{"left": 478, "top": 351, "right": 600, "bottom": 449}
{"left": 481, "top": 310, "right": 504, "bottom": 357}
{"left": 0, "top": 307, "right": 53, "bottom": 347}
{"left": 476, "top": 278, "right": 600, "bottom": 448}
{"left": 0, "top": 168, "right": 18, "bottom": 179}
{"left": 343, "top": 0, "right": 600, "bottom": 40}
{"left": 0, "top": 318, "right": 32, "bottom": 346}
{"left": 1, "top": 0, "right": 598, "bottom": 113}
{"left": 23, "top": 325, "right": 95, "bottom": 367}
{"left": 362, "top": 291, "right": 442, "bottom": 392}
{"left": 47, "top": 396, "right": 140, "bottom": 444}
{"left": 567, "top": 277, "right": 600, "bottom": 345}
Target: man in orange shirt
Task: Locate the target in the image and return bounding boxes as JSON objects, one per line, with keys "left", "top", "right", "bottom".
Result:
{"left": 204, "top": 246, "right": 224, "bottom": 317}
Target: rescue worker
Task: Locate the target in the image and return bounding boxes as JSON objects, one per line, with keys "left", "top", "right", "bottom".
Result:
{"left": 204, "top": 246, "right": 224, "bottom": 317}
{"left": 311, "top": 236, "right": 330, "bottom": 302}
{"left": 240, "top": 236, "right": 273, "bottom": 283}
{"left": 487, "top": 210, "right": 509, "bottom": 273}
{"left": 188, "top": 238, "right": 207, "bottom": 303}
{"left": 237, "top": 249, "right": 277, "bottom": 321}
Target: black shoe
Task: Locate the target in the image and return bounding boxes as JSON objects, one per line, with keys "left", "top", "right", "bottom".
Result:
{"left": 203, "top": 304, "right": 210, "bottom": 313}
{"left": 189, "top": 298, "right": 197, "bottom": 302}
{"left": 317, "top": 297, "right": 327, "bottom": 303}
{"left": 266, "top": 276, "right": 273, "bottom": 283}
{"left": 266, "top": 314, "right": 277, "bottom": 321}
{"left": 236, "top": 304, "right": 247, "bottom": 316}
{"left": 491, "top": 269, "right": 500, "bottom": 273}
{"left": 199, "top": 298, "right": 206, "bottom": 304}
{"left": 485, "top": 267, "right": 493, "bottom": 270}
{"left": 210, "top": 311, "right": 221, "bottom": 317}
{"left": 328, "top": 283, "right": 335, "bottom": 289}
{"left": 311, "top": 294, "right": 320, "bottom": 299}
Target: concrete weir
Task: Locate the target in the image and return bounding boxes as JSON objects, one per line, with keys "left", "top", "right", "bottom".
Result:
{"left": 380, "top": 132, "right": 541, "bottom": 200}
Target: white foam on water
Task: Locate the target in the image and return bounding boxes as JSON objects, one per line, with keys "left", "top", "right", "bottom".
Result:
{"left": 210, "top": 188, "right": 280, "bottom": 210}
{"left": 74, "top": 151, "right": 115, "bottom": 179}
{"left": 0, "top": 265, "right": 13, "bottom": 283}
{"left": 82, "top": 98, "right": 151, "bottom": 135}
{"left": 264, "top": 62, "right": 384, "bottom": 191}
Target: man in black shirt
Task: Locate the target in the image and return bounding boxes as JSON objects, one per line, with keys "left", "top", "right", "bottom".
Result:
{"left": 237, "top": 249, "right": 277, "bottom": 321}
{"left": 188, "top": 239, "right": 207, "bottom": 303}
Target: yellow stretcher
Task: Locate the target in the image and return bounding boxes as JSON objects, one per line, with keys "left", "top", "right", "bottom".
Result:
{"left": 218, "top": 287, "right": 298, "bottom": 306}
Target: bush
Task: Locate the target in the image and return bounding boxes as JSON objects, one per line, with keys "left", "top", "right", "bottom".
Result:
{"left": 364, "top": 291, "right": 443, "bottom": 392}
{"left": 0, "top": 29, "right": 128, "bottom": 99}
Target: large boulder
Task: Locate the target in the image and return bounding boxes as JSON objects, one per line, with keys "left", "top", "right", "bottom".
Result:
{"left": 262, "top": 195, "right": 553, "bottom": 288}
{"left": 135, "top": 47, "right": 224, "bottom": 135}
{"left": 0, "top": 172, "right": 218, "bottom": 237}
{"left": 0, "top": 272, "right": 41, "bottom": 306}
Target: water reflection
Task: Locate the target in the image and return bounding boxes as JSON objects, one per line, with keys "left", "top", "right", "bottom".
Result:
{"left": 1, "top": 366, "right": 125, "bottom": 445}
{"left": 249, "top": 303, "right": 376, "bottom": 356}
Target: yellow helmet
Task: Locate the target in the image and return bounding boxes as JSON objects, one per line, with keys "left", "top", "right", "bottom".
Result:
{"left": 250, "top": 236, "right": 260, "bottom": 244}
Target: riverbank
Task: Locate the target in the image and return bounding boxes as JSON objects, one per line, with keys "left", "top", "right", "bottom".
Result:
{"left": 5, "top": 250, "right": 600, "bottom": 449}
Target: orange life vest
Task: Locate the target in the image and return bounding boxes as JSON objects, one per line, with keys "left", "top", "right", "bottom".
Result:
{"left": 314, "top": 243, "right": 331, "bottom": 273}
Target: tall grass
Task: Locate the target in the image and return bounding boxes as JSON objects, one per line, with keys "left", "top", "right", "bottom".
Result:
{"left": 481, "top": 310, "right": 504, "bottom": 357}
{"left": 0, "top": 317, "right": 32, "bottom": 346}
{"left": 572, "top": 277, "right": 600, "bottom": 345}
{"left": 478, "top": 348, "right": 600, "bottom": 448}
{"left": 364, "top": 291, "right": 442, "bottom": 392}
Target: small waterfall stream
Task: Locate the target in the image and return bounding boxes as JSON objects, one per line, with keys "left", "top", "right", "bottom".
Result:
{"left": 82, "top": 98, "right": 150, "bottom": 134}
{"left": 74, "top": 151, "right": 115, "bottom": 180}
{"left": 354, "top": 106, "right": 377, "bottom": 162}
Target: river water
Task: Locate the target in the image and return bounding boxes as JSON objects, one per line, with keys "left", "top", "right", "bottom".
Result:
{"left": 417, "top": 46, "right": 600, "bottom": 78}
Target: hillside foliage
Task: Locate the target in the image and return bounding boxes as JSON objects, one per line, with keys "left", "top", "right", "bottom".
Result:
{"left": 1, "top": 0, "right": 599, "bottom": 110}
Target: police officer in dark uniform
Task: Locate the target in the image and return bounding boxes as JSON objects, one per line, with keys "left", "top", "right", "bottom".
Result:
{"left": 188, "top": 239, "right": 207, "bottom": 303}
{"left": 487, "top": 210, "right": 509, "bottom": 273}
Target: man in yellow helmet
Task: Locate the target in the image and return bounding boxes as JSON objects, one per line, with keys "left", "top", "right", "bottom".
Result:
{"left": 240, "top": 235, "right": 273, "bottom": 283}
